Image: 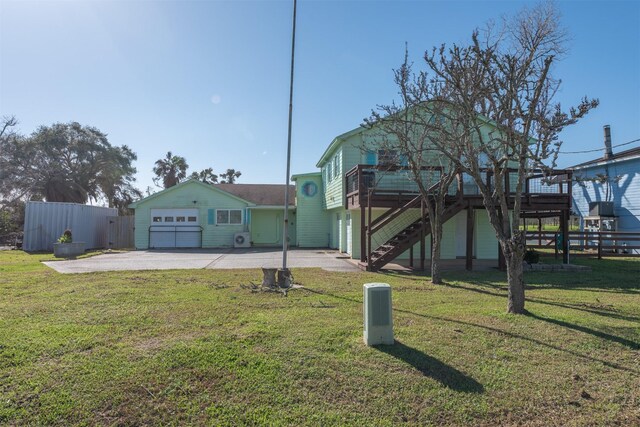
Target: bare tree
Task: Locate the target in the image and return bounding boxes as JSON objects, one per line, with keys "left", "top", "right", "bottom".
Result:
{"left": 402, "top": 2, "right": 597, "bottom": 313}
{"left": 366, "top": 50, "right": 461, "bottom": 284}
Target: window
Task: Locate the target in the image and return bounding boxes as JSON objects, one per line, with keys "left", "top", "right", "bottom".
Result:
{"left": 216, "top": 209, "right": 242, "bottom": 225}
{"left": 377, "top": 149, "right": 398, "bottom": 166}
{"left": 176, "top": 216, "right": 186, "bottom": 222}
{"left": 152, "top": 216, "right": 162, "bottom": 222}
{"left": 301, "top": 181, "right": 318, "bottom": 197}
{"left": 216, "top": 210, "right": 228, "bottom": 224}
{"left": 364, "top": 150, "right": 376, "bottom": 165}
{"left": 188, "top": 216, "right": 197, "bottom": 222}
{"left": 164, "top": 216, "right": 174, "bottom": 222}
{"left": 230, "top": 210, "right": 242, "bottom": 224}
{"left": 429, "top": 113, "right": 445, "bottom": 125}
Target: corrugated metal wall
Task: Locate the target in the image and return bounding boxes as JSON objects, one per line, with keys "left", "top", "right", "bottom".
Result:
{"left": 23, "top": 202, "right": 118, "bottom": 251}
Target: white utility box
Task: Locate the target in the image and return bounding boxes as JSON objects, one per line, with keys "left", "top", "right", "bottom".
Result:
{"left": 363, "top": 283, "right": 394, "bottom": 346}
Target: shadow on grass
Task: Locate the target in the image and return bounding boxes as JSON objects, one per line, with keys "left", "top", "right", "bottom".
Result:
{"left": 392, "top": 307, "right": 640, "bottom": 374}
{"left": 304, "top": 287, "right": 639, "bottom": 375}
{"left": 374, "top": 341, "right": 484, "bottom": 393}
{"left": 435, "top": 280, "right": 640, "bottom": 323}
{"left": 526, "top": 311, "right": 639, "bottom": 350}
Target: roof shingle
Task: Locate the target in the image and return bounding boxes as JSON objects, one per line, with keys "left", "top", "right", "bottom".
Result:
{"left": 213, "top": 184, "right": 295, "bottom": 206}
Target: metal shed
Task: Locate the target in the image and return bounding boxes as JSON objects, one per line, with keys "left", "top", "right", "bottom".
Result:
{"left": 23, "top": 201, "right": 117, "bottom": 251}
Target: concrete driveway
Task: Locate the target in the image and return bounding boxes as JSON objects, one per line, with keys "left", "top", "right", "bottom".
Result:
{"left": 43, "top": 248, "right": 361, "bottom": 274}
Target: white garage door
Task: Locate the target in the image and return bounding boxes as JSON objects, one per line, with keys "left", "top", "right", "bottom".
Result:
{"left": 149, "top": 209, "right": 201, "bottom": 248}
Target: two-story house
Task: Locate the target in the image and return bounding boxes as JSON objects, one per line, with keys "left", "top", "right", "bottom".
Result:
{"left": 293, "top": 122, "right": 572, "bottom": 271}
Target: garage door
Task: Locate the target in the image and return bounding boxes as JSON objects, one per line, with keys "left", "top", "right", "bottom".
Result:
{"left": 149, "top": 209, "right": 201, "bottom": 248}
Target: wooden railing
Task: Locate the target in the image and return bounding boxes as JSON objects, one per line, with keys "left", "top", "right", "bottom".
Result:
{"left": 345, "top": 164, "right": 573, "bottom": 208}
{"left": 526, "top": 231, "right": 640, "bottom": 259}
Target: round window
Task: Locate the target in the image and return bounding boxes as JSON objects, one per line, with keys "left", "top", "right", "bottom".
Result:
{"left": 301, "top": 181, "right": 318, "bottom": 197}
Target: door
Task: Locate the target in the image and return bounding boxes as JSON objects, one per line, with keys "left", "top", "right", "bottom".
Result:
{"left": 346, "top": 212, "right": 352, "bottom": 255}
{"left": 149, "top": 209, "right": 200, "bottom": 248}
{"left": 251, "top": 210, "right": 281, "bottom": 245}
{"left": 335, "top": 213, "right": 341, "bottom": 250}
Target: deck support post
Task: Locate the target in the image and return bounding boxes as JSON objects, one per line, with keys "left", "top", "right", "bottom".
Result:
{"left": 561, "top": 209, "right": 569, "bottom": 264}
{"left": 360, "top": 204, "right": 366, "bottom": 262}
{"left": 409, "top": 245, "right": 414, "bottom": 268}
{"left": 466, "top": 206, "right": 474, "bottom": 271}
{"left": 420, "top": 199, "right": 426, "bottom": 271}
{"left": 367, "top": 190, "right": 372, "bottom": 271}
{"left": 538, "top": 217, "right": 542, "bottom": 246}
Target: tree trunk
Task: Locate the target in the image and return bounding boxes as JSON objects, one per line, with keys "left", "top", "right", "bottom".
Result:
{"left": 506, "top": 253, "right": 525, "bottom": 313}
{"left": 504, "top": 236, "right": 526, "bottom": 314}
{"left": 431, "top": 219, "right": 443, "bottom": 284}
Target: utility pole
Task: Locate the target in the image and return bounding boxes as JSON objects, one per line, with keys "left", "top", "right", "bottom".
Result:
{"left": 279, "top": 0, "right": 297, "bottom": 288}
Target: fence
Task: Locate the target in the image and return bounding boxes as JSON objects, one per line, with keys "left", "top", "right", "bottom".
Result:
{"left": 526, "top": 230, "right": 640, "bottom": 259}
{"left": 107, "top": 216, "right": 135, "bottom": 249}
{"left": 22, "top": 202, "right": 132, "bottom": 251}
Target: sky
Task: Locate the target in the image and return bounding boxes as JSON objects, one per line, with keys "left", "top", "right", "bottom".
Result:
{"left": 1, "top": 0, "right": 639, "bottom": 198}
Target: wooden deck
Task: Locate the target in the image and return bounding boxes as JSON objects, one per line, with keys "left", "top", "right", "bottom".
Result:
{"left": 344, "top": 165, "right": 574, "bottom": 271}
{"left": 344, "top": 164, "right": 573, "bottom": 213}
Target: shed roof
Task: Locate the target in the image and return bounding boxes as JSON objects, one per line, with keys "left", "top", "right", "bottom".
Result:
{"left": 213, "top": 184, "right": 295, "bottom": 206}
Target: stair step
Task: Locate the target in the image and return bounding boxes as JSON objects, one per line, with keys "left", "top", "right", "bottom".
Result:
{"left": 367, "top": 198, "right": 467, "bottom": 272}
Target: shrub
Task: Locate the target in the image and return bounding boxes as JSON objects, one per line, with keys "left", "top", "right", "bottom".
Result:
{"left": 524, "top": 249, "right": 540, "bottom": 265}
{"left": 57, "top": 229, "right": 73, "bottom": 244}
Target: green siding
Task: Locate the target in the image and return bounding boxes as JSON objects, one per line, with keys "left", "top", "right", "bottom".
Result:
{"left": 294, "top": 174, "right": 329, "bottom": 247}
{"left": 342, "top": 134, "right": 363, "bottom": 171}
{"left": 475, "top": 211, "right": 498, "bottom": 259}
{"left": 349, "top": 207, "right": 459, "bottom": 261}
{"left": 322, "top": 148, "right": 344, "bottom": 210}
{"left": 133, "top": 181, "right": 249, "bottom": 249}
{"left": 249, "top": 208, "right": 296, "bottom": 247}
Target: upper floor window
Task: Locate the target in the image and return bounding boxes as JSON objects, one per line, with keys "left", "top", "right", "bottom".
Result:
{"left": 377, "top": 149, "right": 398, "bottom": 166}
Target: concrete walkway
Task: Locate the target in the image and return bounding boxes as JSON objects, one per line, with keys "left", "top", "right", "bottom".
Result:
{"left": 43, "top": 248, "right": 361, "bottom": 274}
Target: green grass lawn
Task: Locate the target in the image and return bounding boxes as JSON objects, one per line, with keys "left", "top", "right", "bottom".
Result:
{"left": 1, "top": 251, "right": 638, "bottom": 426}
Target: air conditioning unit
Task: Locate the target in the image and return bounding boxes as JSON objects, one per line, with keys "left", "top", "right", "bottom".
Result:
{"left": 589, "top": 201, "right": 615, "bottom": 217}
{"left": 233, "top": 232, "right": 251, "bottom": 248}
{"left": 363, "top": 283, "right": 394, "bottom": 346}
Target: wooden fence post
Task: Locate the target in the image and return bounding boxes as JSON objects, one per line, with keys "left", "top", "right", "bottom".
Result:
{"left": 597, "top": 232, "right": 602, "bottom": 260}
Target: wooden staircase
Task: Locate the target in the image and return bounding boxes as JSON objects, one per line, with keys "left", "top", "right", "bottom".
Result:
{"left": 366, "top": 198, "right": 465, "bottom": 271}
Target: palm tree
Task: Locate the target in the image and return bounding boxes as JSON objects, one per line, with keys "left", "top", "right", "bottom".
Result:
{"left": 220, "top": 169, "right": 241, "bottom": 184}
{"left": 152, "top": 151, "right": 189, "bottom": 188}
{"left": 189, "top": 167, "right": 218, "bottom": 184}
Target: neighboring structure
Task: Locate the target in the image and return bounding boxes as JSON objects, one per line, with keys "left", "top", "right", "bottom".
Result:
{"left": 571, "top": 125, "right": 640, "bottom": 252}
{"left": 23, "top": 201, "right": 117, "bottom": 251}
{"left": 129, "top": 180, "right": 295, "bottom": 249}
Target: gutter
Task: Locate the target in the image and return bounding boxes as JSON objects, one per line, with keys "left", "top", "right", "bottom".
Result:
{"left": 571, "top": 153, "right": 640, "bottom": 170}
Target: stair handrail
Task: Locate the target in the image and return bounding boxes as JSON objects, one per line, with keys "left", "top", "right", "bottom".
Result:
{"left": 369, "top": 179, "right": 443, "bottom": 234}
{"left": 368, "top": 197, "right": 466, "bottom": 271}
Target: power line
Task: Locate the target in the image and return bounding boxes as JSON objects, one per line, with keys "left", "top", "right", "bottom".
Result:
{"left": 559, "top": 138, "right": 640, "bottom": 154}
